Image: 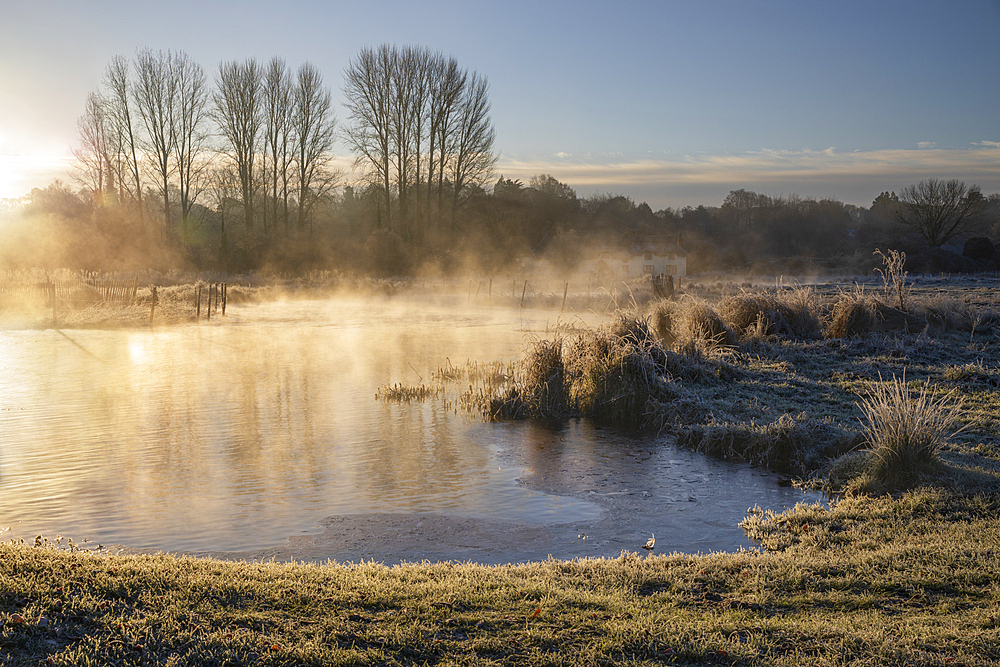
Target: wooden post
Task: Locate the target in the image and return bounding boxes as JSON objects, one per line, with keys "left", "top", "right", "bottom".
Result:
{"left": 222, "top": 283, "right": 227, "bottom": 316}
{"left": 561, "top": 282, "right": 568, "bottom": 313}
{"left": 196, "top": 285, "right": 202, "bottom": 320}
{"left": 475, "top": 281, "right": 482, "bottom": 301}
{"left": 207, "top": 284, "right": 212, "bottom": 321}
{"left": 520, "top": 280, "right": 527, "bottom": 309}
{"left": 50, "top": 281, "right": 57, "bottom": 326}
{"left": 149, "top": 286, "right": 158, "bottom": 325}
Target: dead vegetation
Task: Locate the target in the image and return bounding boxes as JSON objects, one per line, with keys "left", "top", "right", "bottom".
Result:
{"left": 431, "top": 276, "right": 1000, "bottom": 493}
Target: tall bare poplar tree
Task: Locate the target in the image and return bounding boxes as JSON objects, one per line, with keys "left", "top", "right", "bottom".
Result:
{"left": 262, "top": 57, "right": 294, "bottom": 236}
{"left": 427, "top": 55, "right": 466, "bottom": 224}
{"left": 292, "top": 62, "right": 338, "bottom": 234}
{"left": 72, "top": 92, "right": 113, "bottom": 197}
{"left": 213, "top": 58, "right": 263, "bottom": 235}
{"left": 134, "top": 48, "right": 176, "bottom": 236}
{"left": 449, "top": 72, "right": 497, "bottom": 228}
{"left": 343, "top": 46, "right": 394, "bottom": 229}
{"left": 171, "top": 51, "right": 210, "bottom": 242}
{"left": 103, "top": 55, "right": 144, "bottom": 225}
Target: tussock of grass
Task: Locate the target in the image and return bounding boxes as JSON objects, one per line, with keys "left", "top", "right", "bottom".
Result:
{"left": 720, "top": 293, "right": 795, "bottom": 336}
{"left": 858, "top": 375, "right": 963, "bottom": 488}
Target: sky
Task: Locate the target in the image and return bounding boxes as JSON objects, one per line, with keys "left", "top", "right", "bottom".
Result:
{"left": 1, "top": 0, "right": 998, "bottom": 210}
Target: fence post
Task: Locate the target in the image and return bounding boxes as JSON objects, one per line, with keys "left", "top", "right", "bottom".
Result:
{"left": 196, "top": 285, "right": 202, "bottom": 320}
{"left": 50, "top": 281, "right": 57, "bottom": 327}
{"left": 561, "top": 282, "right": 568, "bottom": 313}
{"left": 222, "top": 283, "right": 227, "bottom": 316}
{"left": 149, "top": 286, "right": 158, "bottom": 325}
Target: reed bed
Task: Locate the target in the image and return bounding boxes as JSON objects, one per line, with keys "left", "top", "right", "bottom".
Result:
{"left": 434, "top": 279, "right": 999, "bottom": 491}
{"left": 374, "top": 383, "right": 442, "bottom": 402}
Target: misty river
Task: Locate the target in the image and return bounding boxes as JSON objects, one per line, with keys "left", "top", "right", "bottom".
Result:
{"left": 0, "top": 295, "right": 818, "bottom": 564}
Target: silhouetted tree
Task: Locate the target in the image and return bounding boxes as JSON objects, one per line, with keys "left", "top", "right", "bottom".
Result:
{"left": 134, "top": 48, "right": 176, "bottom": 237}
{"left": 170, "top": 51, "right": 210, "bottom": 243}
{"left": 292, "top": 61, "right": 338, "bottom": 235}
{"left": 103, "top": 55, "right": 145, "bottom": 225}
{"left": 213, "top": 58, "right": 264, "bottom": 236}
{"left": 72, "top": 92, "right": 113, "bottom": 198}
{"left": 343, "top": 46, "right": 394, "bottom": 230}
{"left": 897, "top": 178, "right": 989, "bottom": 247}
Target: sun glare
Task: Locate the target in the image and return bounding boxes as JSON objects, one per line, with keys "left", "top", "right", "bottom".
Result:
{"left": 0, "top": 153, "right": 74, "bottom": 201}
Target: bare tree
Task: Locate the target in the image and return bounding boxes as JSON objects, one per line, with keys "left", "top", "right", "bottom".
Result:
{"left": 72, "top": 92, "right": 113, "bottom": 197}
{"left": 103, "top": 55, "right": 144, "bottom": 225}
{"left": 427, "top": 55, "right": 466, "bottom": 225}
{"left": 448, "top": 72, "right": 497, "bottom": 228}
{"left": 721, "top": 189, "right": 772, "bottom": 231}
{"left": 406, "top": 47, "right": 433, "bottom": 239}
{"left": 343, "top": 46, "right": 394, "bottom": 230}
{"left": 897, "top": 178, "right": 990, "bottom": 247}
{"left": 134, "top": 48, "right": 176, "bottom": 237}
{"left": 213, "top": 58, "right": 264, "bottom": 235}
{"left": 171, "top": 51, "right": 210, "bottom": 243}
{"left": 292, "top": 61, "right": 338, "bottom": 235}
{"left": 262, "top": 57, "right": 294, "bottom": 237}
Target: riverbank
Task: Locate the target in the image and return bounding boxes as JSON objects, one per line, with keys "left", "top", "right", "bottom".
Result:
{"left": 2, "top": 489, "right": 998, "bottom": 666}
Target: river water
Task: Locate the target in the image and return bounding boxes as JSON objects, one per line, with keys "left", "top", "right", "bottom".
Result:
{"left": 0, "top": 295, "right": 818, "bottom": 563}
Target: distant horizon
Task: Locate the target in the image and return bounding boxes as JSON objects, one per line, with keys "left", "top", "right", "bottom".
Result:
{"left": 3, "top": 143, "right": 999, "bottom": 213}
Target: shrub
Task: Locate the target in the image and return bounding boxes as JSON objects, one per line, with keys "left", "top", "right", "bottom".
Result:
{"left": 364, "top": 229, "right": 410, "bottom": 277}
{"left": 962, "top": 237, "right": 999, "bottom": 269}
{"left": 858, "top": 375, "right": 962, "bottom": 488}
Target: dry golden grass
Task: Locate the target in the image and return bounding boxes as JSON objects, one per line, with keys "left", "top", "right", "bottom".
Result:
{"left": 857, "top": 375, "right": 963, "bottom": 488}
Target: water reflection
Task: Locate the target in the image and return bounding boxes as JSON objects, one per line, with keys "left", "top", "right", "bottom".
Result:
{"left": 0, "top": 296, "right": 816, "bottom": 561}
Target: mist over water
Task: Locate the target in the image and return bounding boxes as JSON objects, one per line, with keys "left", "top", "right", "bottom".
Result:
{"left": 0, "top": 295, "right": 816, "bottom": 561}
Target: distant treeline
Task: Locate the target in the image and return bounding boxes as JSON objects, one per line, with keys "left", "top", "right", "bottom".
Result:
{"left": 4, "top": 174, "right": 999, "bottom": 277}
{"left": 2, "top": 43, "right": 999, "bottom": 276}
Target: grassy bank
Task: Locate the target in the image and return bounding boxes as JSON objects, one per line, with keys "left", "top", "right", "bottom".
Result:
{"left": 2, "top": 490, "right": 998, "bottom": 665}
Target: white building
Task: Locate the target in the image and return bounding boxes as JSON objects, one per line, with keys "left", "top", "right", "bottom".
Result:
{"left": 584, "top": 241, "right": 687, "bottom": 279}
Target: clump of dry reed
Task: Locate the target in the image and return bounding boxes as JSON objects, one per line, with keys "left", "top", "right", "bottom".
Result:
{"left": 648, "top": 298, "right": 735, "bottom": 350}
{"left": 827, "top": 294, "right": 880, "bottom": 338}
{"left": 827, "top": 292, "right": 929, "bottom": 339}
{"left": 858, "top": 375, "right": 963, "bottom": 488}
{"left": 563, "top": 316, "right": 678, "bottom": 424}
{"left": 679, "top": 302, "right": 735, "bottom": 348}
{"left": 675, "top": 414, "right": 861, "bottom": 476}
{"left": 463, "top": 312, "right": 726, "bottom": 427}
{"left": 719, "top": 293, "right": 793, "bottom": 336}
{"left": 375, "top": 383, "right": 442, "bottom": 402}
{"left": 649, "top": 299, "right": 678, "bottom": 347}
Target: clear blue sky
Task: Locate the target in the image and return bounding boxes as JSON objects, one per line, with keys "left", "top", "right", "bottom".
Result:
{"left": 2, "top": 0, "right": 998, "bottom": 208}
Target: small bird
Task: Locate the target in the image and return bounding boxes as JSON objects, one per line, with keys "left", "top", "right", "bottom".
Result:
{"left": 642, "top": 533, "right": 655, "bottom": 552}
